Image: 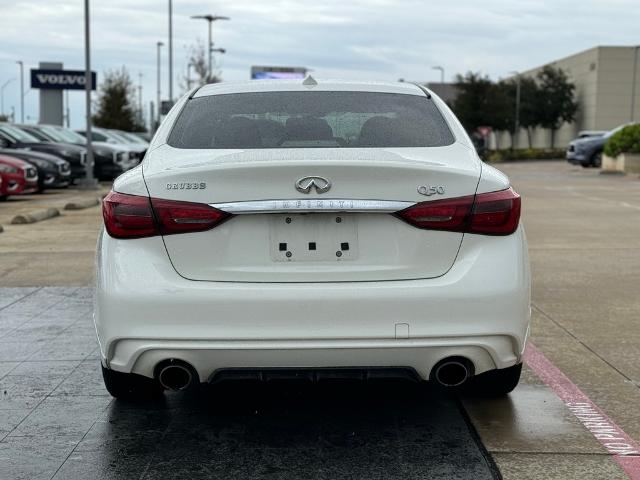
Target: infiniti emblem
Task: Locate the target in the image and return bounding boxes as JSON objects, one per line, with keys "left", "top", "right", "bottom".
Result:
{"left": 295, "top": 176, "right": 331, "bottom": 194}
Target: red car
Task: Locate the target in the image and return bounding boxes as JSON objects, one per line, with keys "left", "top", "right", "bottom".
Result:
{"left": 0, "top": 154, "right": 38, "bottom": 200}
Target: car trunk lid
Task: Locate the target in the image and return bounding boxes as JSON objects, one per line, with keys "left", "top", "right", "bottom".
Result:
{"left": 142, "top": 144, "right": 480, "bottom": 282}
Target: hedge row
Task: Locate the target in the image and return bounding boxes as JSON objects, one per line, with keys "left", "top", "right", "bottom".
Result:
{"left": 604, "top": 124, "right": 640, "bottom": 157}
{"left": 484, "top": 148, "right": 565, "bottom": 163}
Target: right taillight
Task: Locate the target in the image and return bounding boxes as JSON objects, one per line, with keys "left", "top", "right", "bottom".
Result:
{"left": 468, "top": 187, "right": 521, "bottom": 235}
{"left": 102, "top": 191, "right": 231, "bottom": 239}
{"left": 396, "top": 187, "right": 521, "bottom": 236}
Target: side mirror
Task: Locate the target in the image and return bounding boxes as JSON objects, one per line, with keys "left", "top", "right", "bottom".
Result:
{"left": 0, "top": 138, "right": 10, "bottom": 149}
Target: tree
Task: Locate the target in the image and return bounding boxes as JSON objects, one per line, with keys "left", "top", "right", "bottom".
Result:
{"left": 535, "top": 66, "right": 578, "bottom": 148}
{"left": 498, "top": 77, "right": 540, "bottom": 148}
{"left": 93, "top": 67, "right": 145, "bottom": 132}
{"left": 180, "top": 40, "right": 222, "bottom": 92}
{"left": 453, "top": 72, "right": 512, "bottom": 147}
{"left": 453, "top": 72, "right": 495, "bottom": 133}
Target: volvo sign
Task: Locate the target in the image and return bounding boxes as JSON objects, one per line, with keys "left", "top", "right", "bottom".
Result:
{"left": 31, "top": 69, "right": 97, "bottom": 90}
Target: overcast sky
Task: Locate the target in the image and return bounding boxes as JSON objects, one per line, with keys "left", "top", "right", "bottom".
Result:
{"left": 0, "top": 0, "right": 638, "bottom": 128}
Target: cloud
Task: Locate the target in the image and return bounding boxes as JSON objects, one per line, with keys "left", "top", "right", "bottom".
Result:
{"left": 0, "top": 0, "right": 638, "bottom": 127}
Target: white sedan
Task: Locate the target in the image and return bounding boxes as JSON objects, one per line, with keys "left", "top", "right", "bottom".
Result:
{"left": 95, "top": 78, "right": 530, "bottom": 399}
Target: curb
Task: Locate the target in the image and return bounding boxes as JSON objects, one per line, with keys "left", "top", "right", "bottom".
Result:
{"left": 64, "top": 198, "right": 101, "bottom": 210}
{"left": 11, "top": 207, "right": 60, "bottom": 225}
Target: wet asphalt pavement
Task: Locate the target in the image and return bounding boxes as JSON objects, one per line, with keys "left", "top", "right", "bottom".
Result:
{"left": 0, "top": 287, "right": 499, "bottom": 480}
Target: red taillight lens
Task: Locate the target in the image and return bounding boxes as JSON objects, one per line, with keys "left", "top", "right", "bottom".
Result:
{"left": 469, "top": 187, "right": 521, "bottom": 235}
{"left": 103, "top": 191, "right": 157, "bottom": 239}
{"left": 102, "top": 191, "right": 230, "bottom": 239}
{"left": 396, "top": 187, "right": 521, "bottom": 236}
{"left": 151, "top": 198, "right": 230, "bottom": 235}
{"left": 396, "top": 195, "right": 474, "bottom": 232}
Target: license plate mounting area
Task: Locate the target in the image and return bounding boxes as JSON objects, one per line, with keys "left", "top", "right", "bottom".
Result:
{"left": 269, "top": 213, "right": 358, "bottom": 262}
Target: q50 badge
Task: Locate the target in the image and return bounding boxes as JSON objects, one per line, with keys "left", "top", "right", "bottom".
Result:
{"left": 166, "top": 182, "right": 207, "bottom": 190}
{"left": 417, "top": 185, "right": 445, "bottom": 196}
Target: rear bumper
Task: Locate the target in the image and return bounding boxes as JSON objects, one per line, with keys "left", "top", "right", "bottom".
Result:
{"left": 95, "top": 226, "right": 531, "bottom": 382}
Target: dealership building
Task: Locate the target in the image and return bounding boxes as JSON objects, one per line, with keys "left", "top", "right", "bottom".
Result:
{"left": 511, "top": 45, "right": 639, "bottom": 148}
{"left": 428, "top": 45, "right": 640, "bottom": 149}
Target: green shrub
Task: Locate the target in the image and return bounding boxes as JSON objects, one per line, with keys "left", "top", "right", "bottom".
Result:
{"left": 604, "top": 124, "right": 640, "bottom": 157}
{"left": 484, "top": 148, "right": 565, "bottom": 163}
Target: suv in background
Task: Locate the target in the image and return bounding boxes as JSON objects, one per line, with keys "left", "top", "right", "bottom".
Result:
{"left": 567, "top": 123, "right": 637, "bottom": 168}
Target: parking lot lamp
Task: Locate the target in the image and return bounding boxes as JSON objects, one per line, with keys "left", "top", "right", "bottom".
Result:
{"left": 509, "top": 71, "right": 521, "bottom": 149}
{"left": 1, "top": 78, "right": 15, "bottom": 116}
{"left": 631, "top": 45, "right": 639, "bottom": 121}
{"left": 168, "top": 0, "right": 173, "bottom": 102}
{"left": 190, "top": 14, "right": 230, "bottom": 80}
{"left": 16, "top": 61, "right": 24, "bottom": 123}
{"left": 432, "top": 66, "right": 444, "bottom": 84}
{"left": 156, "top": 41, "right": 164, "bottom": 129}
{"left": 80, "top": 0, "right": 97, "bottom": 188}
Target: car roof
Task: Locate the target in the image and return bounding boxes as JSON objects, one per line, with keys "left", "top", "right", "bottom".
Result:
{"left": 193, "top": 78, "right": 427, "bottom": 98}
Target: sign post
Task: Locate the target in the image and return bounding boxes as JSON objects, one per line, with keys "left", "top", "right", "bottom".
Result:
{"left": 31, "top": 66, "right": 97, "bottom": 127}
{"left": 80, "top": 0, "right": 97, "bottom": 188}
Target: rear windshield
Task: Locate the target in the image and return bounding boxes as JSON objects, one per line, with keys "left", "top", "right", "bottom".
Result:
{"left": 167, "top": 91, "right": 455, "bottom": 149}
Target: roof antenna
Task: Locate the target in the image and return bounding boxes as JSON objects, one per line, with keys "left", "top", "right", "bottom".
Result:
{"left": 302, "top": 74, "right": 318, "bottom": 88}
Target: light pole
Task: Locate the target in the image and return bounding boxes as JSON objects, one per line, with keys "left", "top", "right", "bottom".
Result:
{"left": 186, "top": 62, "right": 193, "bottom": 90}
{"left": 138, "top": 72, "right": 143, "bottom": 127}
{"left": 190, "top": 14, "right": 230, "bottom": 80}
{"left": 509, "top": 71, "right": 521, "bottom": 149}
{"left": 156, "top": 41, "right": 164, "bottom": 129}
{"left": 432, "top": 66, "right": 444, "bottom": 84}
{"left": 16, "top": 61, "right": 24, "bottom": 123}
{"left": 168, "top": 0, "right": 173, "bottom": 102}
{"left": 631, "top": 45, "right": 639, "bottom": 122}
{"left": 81, "top": 0, "right": 97, "bottom": 187}
{"left": 1, "top": 78, "right": 15, "bottom": 116}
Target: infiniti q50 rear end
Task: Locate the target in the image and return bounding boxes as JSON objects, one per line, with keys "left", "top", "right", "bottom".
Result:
{"left": 95, "top": 79, "right": 530, "bottom": 399}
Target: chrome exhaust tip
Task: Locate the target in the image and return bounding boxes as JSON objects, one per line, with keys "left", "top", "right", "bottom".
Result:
{"left": 431, "top": 358, "right": 472, "bottom": 387}
{"left": 157, "top": 361, "right": 198, "bottom": 391}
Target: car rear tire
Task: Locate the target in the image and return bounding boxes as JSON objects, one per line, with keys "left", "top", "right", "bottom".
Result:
{"left": 101, "top": 365, "right": 164, "bottom": 401}
{"left": 461, "top": 363, "right": 522, "bottom": 396}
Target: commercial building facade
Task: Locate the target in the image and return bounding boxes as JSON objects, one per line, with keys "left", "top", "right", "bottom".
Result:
{"left": 503, "top": 45, "right": 640, "bottom": 149}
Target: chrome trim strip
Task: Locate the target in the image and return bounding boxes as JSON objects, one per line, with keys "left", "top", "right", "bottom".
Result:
{"left": 211, "top": 199, "right": 415, "bottom": 214}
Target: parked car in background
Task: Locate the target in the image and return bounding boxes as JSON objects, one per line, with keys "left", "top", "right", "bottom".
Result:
{"left": 577, "top": 130, "right": 606, "bottom": 139}
{"left": 0, "top": 123, "right": 87, "bottom": 182}
{"left": 131, "top": 131, "right": 152, "bottom": 142}
{"left": 0, "top": 149, "right": 70, "bottom": 191}
{"left": 0, "top": 154, "right": 38, "bottom": 200}
{"left": 567, "top": 123, "right": 638, "bottom": 168}
{"left": 15, "top": 124, "right": 129, "bottom": 181}
{"left": 111, "top": 130, "right": 150, "bottom": 148}
{"left": 76, "top": 127, "right": 147, "bottom": 161}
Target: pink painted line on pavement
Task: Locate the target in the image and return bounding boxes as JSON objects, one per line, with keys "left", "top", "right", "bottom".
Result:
{"left": 524, "top": 341, "right": 640, "bottom": 480}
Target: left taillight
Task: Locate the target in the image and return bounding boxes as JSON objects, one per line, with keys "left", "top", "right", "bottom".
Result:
{"left": 396, "top": 187, "right": 521, "bottom": 236}
{"left": 102, "top": 191, "right": 230, "bottom": 239}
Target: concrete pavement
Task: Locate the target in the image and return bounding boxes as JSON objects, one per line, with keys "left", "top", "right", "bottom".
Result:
{"left": 0, "top": 161, "right": 639, "bottom": 479}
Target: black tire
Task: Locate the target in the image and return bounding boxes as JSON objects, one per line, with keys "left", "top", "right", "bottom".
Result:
{"left": 0, "top": 195, "right": 7, "bottom": 202}
{"left": 101, "top": 365, "right": 164, "bottom": 401}
{"left": 591, "top": 151, "right": 602, "bottom": 168}
{"left": 461, "top": 363, "right": 522, "bottom": 397}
